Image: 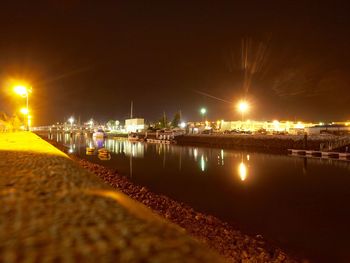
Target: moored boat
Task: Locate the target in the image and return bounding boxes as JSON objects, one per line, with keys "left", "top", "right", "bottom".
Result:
{"left": 86, "top": 147, "right": 95, "bottom": 155}
{"left": 93, "top": 129, "right": 107, "bottom": 138}
{"left": 98, "top": 148, "right": 109, "bottom": 154}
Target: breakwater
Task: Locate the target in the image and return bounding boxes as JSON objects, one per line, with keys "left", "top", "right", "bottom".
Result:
{"left": 175, "top": 134, "right": 348, "bottom": 152}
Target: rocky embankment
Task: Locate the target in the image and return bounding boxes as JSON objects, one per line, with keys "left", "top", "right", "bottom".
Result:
{"left": 43, "top": 137, "right": 298, "bottom": 263}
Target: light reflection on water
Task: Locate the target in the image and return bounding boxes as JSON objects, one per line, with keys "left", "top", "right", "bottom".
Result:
{"left": 54, "top": 133, "right": 253, "bottom": 181}
{"left": 47, "top": 132, "right": 350, "bottom": 263}
{"left": 239, "top": 161, "right": 247, "bottom": 181}
{"left": 53, "top": 132, "right": 350, "bottom": 182}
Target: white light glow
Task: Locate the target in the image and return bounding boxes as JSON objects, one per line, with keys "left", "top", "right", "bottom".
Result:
{"left": 14, "top": 85, "right": 30, "bottom": 97}
{"left": 200, "top": 155, "right": 206, "bottom": 172}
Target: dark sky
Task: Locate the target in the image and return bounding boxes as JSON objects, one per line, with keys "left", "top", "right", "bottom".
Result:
{"left": 1, "top": 0, "right": 350, "bottom": 125}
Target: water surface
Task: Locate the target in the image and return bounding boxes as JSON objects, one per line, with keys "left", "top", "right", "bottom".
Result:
{"left": 49, "top": 133, "right": 350, "bottom": 263}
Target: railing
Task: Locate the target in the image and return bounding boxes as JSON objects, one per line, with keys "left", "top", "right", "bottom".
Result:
{"left": 322, "top": 136, "right": 350, "bottom": 151}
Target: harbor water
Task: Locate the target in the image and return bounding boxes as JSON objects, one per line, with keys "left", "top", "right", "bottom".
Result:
{"left": 48, "top": 132, "right": 350, "bottom": 263}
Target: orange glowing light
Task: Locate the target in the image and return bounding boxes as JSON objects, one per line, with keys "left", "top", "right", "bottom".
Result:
{"left": 237, "top": 101, "right": 249, "bottom": 113}
{"left": 238, "top": 162, "right": 247, "bottom": 181}
{"left": 20, "top": 108, "right": 29, "bottom": 115}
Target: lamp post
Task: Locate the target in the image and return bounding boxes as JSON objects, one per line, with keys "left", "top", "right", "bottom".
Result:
{"left": 68, "top": 117, "right": 74, "bottom": 129}
{"left": 237, "top": 101, "right": 249, "bottom": 122}
{"left": 89, "top": 119, "right": 94, "bottom": 130}
{"left": 13, "top": 85, "right": 32, "bottom": 131}
{"left": 200, "top": 107, "right": 207, "bottom": 123}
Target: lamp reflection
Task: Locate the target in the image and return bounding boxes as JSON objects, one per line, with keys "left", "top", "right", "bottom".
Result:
{"left": 68, "top": 145, "right": 74, "bottom": 153}
{"left": 194, "top": 148, "right": 198, "bottom": 160}
{"left": 90, "top": 139, "right": 144, "bottom": 158}
{"left": 238, "top": 161, "right": 247, "bottom": 181}
{"left": 200, "top": 155, "right": 206, "bottom": 172}
{"left": 218, "top": 149, "right": 224, "bottom": 166}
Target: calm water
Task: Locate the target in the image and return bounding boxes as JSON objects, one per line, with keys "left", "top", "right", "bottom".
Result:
{"left": 49, "top": 132, "right": 350, "bottom": 263}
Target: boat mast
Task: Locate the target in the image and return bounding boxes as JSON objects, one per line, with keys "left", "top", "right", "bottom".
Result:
{"left": 130, "top": 101, "right": 133, "bottom": 119}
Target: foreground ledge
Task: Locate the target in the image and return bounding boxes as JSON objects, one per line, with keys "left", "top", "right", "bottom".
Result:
{"left": 0, "top": 132, "right": 223, "bottom": 262}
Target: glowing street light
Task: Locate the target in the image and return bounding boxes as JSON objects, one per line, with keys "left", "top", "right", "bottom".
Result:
{"left": 14, "top": 85, "right": 30, "bottom": 97}
{"left": 179, "top": 122, "right": 186, "bottom": 129}
{"left": 68, "top": 117, "right": 74, "bottom": 124}
{"left": 20, "top": 107, "right": 29, "bottom": 115}
{"left": 68, "top": 117, "right": 74, "bottom": 129}
{"left": 13, "top": 84, "right": 32, "bottom": 131}
{"left": 237, "top": 100, "right": 249, "bottom": 122}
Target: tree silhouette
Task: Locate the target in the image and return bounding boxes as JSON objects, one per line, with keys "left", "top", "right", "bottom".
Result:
{"left": 171, "top": 111, "right": 181, "bottom": 128}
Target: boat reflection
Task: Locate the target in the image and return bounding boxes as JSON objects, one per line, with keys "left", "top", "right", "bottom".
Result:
{"left": 95, "top": 138, "right": 104, "bottom": 148}
{"left": 85, "top": 138, "right": 144, "bottom": 158}
{"left": 98, "top": 154, "right": 111, "bottom": 161}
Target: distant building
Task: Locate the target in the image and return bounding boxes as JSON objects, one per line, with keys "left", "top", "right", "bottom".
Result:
{"left": 125, "top": 118, "right": 145, "bottom": 133}
{"left": 220, "top": 120, "right": 314, "bottom": 134}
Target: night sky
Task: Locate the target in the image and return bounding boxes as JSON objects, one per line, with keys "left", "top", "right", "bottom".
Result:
{"left": 1, "top": 1, "right": 350, "bottom": 125}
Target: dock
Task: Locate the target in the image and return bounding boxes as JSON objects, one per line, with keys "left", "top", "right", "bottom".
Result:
{"left": 146, "top": 138, "right": 173, "bottom": 144}
{"left": 288, "top": 149, "right": 350, "bottom": 160}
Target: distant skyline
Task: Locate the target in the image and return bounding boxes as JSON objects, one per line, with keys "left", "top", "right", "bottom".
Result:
{"left": 1, "top": 1, "right": 350, "bottom": 125}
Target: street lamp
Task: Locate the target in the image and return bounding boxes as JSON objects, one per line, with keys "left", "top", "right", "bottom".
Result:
{"left": 237, "top": 100, "right": 249, "bottom": 122}
{"left": 28, "top": 115, "right": 32, "bottom": 128}
{"left": 19, "top": 107, "right": 29, "bottom": 130}
{"left": 88, "top": 119, "right": 94, "bottom": 128}
{"left": 13, "top": 84, "right": 32, "bottom": 131}
{"left": 180, "top": 122, "right": 186, "bottom": 129}
{"left": 200, "top": 107, "right": 207, "bottom": 122}
{"left": 68, "top": 117, "right": 74, "bottom": 129}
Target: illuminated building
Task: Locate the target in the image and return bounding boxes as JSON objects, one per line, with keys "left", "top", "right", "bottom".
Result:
{"left": 220, "top": 120, "right": 314, "bottom": 134}
{"left": 125, "top": 118, "right": 145, "bottom": 133}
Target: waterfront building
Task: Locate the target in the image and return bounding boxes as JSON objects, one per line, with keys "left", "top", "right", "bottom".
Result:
{"left": 220, "top": 120, "right": 315, "bottom": 134}
{"left": 125, "top": 118, "right": 145, "bottom": 133}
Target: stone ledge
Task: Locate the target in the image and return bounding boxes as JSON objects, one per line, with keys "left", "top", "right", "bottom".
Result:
{"left": 0, "top": 132, "right": 223, "bottom": 262}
